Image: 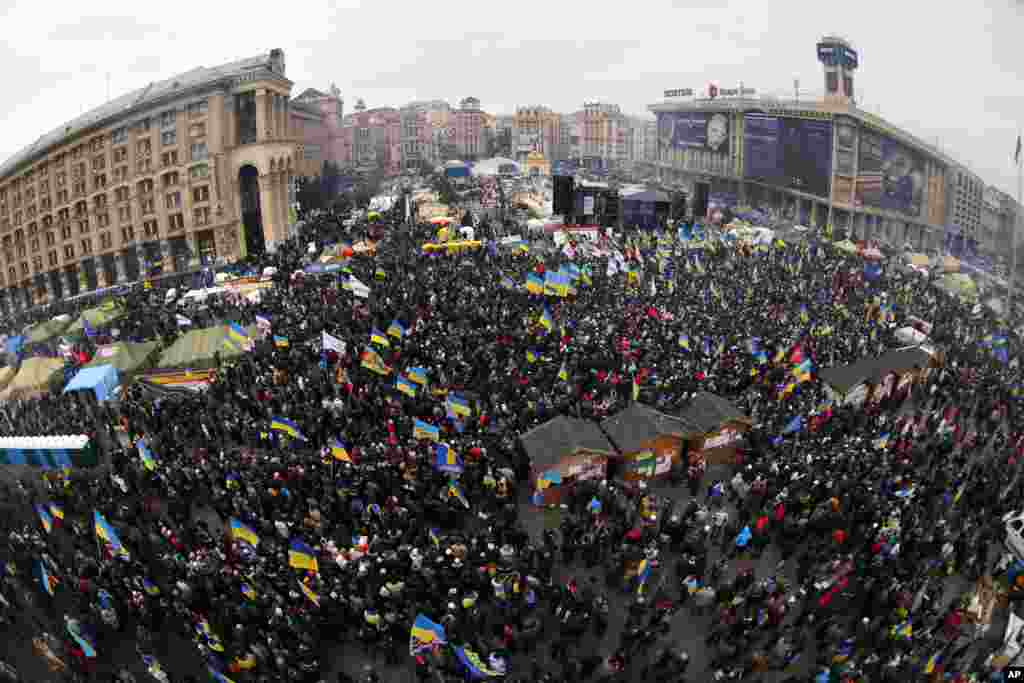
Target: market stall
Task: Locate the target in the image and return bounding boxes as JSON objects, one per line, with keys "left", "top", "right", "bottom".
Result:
{"left": 600, "top": 403, "right": 695, "bottom": 480}
{"left": 819, "top": 347, "right": 934, "bottom": 407}
{"left": 519, "top": 416, "right": 615, "bottom": 506}
{"left": 678, "top": 392, "right": 752, "bottom": 465}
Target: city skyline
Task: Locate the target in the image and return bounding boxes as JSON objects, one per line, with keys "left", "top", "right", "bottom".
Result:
{"left": 0, "top": 0, "right": 1020, "bottom": 196}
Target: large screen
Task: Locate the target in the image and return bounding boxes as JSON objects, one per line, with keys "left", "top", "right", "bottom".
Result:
{"left": 743, "top": 114, "right": 833, "bottom": 198}
{"left": 657, "top": 112, "right": 730, "bottom": 153}
{"left": 855, "top": 130, "right": 925, "bottom": 218}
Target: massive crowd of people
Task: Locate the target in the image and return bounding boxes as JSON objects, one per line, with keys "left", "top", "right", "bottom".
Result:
{"left": 0, "top": 193, "right": 1020, "bottom": 683}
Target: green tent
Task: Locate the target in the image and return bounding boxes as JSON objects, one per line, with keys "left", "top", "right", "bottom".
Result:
{"left": 25, "top": 318, "right": 72, "bottom": 345}
{"left": 157, "top": 324, "right": 259, "bottom": 370}
{"left": 66, "top": 303, "right": 126, "bottom": 337}
{"left": 83, "top": 341, "right": 160, "bottom": 375}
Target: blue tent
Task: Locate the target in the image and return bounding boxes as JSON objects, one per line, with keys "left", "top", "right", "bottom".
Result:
{"left": 63, "top": 364, "right": 120, "bottom": 402}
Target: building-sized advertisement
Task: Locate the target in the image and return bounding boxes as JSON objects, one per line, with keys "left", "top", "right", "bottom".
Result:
{"left": 743, "top": 115, "right": 833, "bottom": 198}
{"left": 657, "top": 112, "right": 730, "bottom": 153}
{"left": 855, "top": 130, "right": 926, "bottom": 218}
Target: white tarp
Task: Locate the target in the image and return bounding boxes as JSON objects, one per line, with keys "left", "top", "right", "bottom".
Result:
{"left": 0, "top": 435, "right": 90, "bottom": 450}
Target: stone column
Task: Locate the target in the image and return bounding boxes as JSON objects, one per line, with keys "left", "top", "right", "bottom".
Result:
{"left": 114, "top": 253, "right": 127, "bottom": 282}
{"left": 259, "top": 176, "right": 276, "bottom": 249}
{"left": 276, "top": 172, "right": 288, "bottom": 241}
{"left": 255, "top": 90, "right": 268, "bottom": 143}
{"left": 223, "top": 91, "right": 236, "bottom": 149}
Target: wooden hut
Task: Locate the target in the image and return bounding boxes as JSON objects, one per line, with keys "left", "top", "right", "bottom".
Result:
{"left": 678, "top": 391, "right": 752, "bottom": 466}
{"left": 600, "top": 403, "right": 696, "bottom": 480}
{"left": 519, "top": 416, "right": 616, "bottom": 506}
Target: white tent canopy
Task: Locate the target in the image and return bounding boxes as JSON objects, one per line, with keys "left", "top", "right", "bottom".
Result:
{"left": 472, "top": 158, "right": 520, "bottom": 177}
{"left": 0, "top": 435, "right": 90, "bottom": 450}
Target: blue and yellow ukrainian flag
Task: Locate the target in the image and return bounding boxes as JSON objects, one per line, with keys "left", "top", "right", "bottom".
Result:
{"left": 270, "top": 417, "right": 307, "bottom": 441}
{"left": 454, "top": 646, "right": 502, "bottom": 678}
{"left": 413, "top": 419, "right": 440, "bottom": 442}
{"left": 433, "top": 443, "right": 464, "bottom": 474}
{"left": 558, "top": 361, "right": 569, "bottom": 381}
{"left": 410, "top": 614, "right": 447, "bottom": 653}
{"left": 396, "top": 375, "right": 418, "bottom": 397}
{"left": 241, "top": 583, "right": 256, "bottom": 601}
{"left": 94, "top": 511, "right": 127, "bottom": 556}
{"left": 229, "top": 518, "right": 259, "bottom": 546}
{"left": 225, "top": 322, "right": 250, "bottom": 351}
{"left": 544, "top": 271, "right": 570, "bottom": 296}
{"left": 273, "top": 335, "right": 290, "bottom": 348}
{"left": 447, "top": 482, "right": 469, "bottom": 508}
{"left": 34, "top": 503, "right": 53, "bottom": 534}
{"left": 387, "top": 320, "right": 407, "bottom": 339}
{"left": 331, "top": 439, "right": 352, "bottom": 463}
{"left": 299, "top": 580, "right": 320, "bottom": 607}
{"left": 539, "top": 305, "right": 554, "bottom": 332}
{"left": 370, "top": 328, "right": 390, "bottom": 348}
{"left": 288, "top": 539, "right": 319, "bottom": 572}
{"left": 407, "top": 366, "right": 428, "bottom": 385}
{"left": 525, "top": 273, "right": 544, "bottom": 294}
{"left": 136, "top": 438, "right": 157, "bottom": 472}
{"left": 678, "top": 334, "right": 690, "bottom": 351}
{"left": 446, "top": 393, "right": 471, "bottom": 417}
{"left": 35, "top": 559, "right": 58, "bottom": 596}
{"left": 526, "top": 348, "right": 539, "bottom": 363}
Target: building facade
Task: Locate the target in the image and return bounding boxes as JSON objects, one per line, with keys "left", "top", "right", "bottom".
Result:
{"left": 947, "top": 166, "right": 984, "bottom": 248}
{"left": 452, "top": 97, "right": 488, "bottom": 160}
{"left": 289, "top": 85, "right": 344, "bottom": 178}
{"left": 0, "top": 49, "right": 299, "bottom": 311}
{"left": 643, "top": 37, "right": 973, "bottom": 251}
{"left": 512, "top": 107, "right": 561, "bottom": 164}
{"left": 575, "top": 102, "right": 629, "bottom": 167}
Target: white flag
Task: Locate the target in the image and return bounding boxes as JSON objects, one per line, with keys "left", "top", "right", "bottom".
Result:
{"left": 322, "top": 331, "right": 345, "bottom": 355}
{"left": 175, "top": 314, "right": 192, "bottom": 327}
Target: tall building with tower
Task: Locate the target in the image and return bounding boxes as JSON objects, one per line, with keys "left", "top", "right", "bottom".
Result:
{"left": 817, "top": 35, "right": 859, "bottom": 103}
{"left": 643, "top": 35, "right": 974, "bottom": 253}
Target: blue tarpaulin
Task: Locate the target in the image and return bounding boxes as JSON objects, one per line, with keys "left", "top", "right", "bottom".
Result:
{"left": 5, "top": 336, "right": 23, "bottom": 356}
{"left": 63, "top": 364, "right": 119, "bottom": 402}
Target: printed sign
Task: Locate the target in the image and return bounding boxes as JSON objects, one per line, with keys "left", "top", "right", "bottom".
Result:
{"left": 704, "top": 428, "right": 740, "bottom": 451}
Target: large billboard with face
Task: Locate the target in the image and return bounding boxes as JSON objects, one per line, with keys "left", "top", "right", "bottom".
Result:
{"left": 657, "top": 112, "right": 730, "bottom": 153}
{"left": 743, "top": 114, "right": 833, "bottom": 198}
{"left": 854, "top": 130, "right": 926, "bottom": 218}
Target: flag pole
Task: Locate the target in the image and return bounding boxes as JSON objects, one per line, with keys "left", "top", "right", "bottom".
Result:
{"left": 1009, "top": 133, "right": 1022, "bottom": 322}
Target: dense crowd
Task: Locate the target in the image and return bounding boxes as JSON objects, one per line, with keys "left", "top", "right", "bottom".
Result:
{"left": 0, "top": 198, "right": 1020, "bottom": 683}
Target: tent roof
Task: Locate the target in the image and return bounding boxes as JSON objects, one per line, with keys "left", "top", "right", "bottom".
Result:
{"left": 0, "top": 356, "right": 64, "bottom": 399}
{"left": 0, "top": 435, "right": 89, "bottom": 450}
{"left": 819, "top": 347, "right": 932, "bottom": 395}
{"left": 157, "top": 324, "right": 258, "bottom": 369}
{"left": 63, "top": 364, "right": 119, "bottom": 401}
{"left": 600, "top": 403, "right": 696, "bottom": 454}
{"left": 25, "top": 318, "right": 71, "bottom": 345}
{"left": 677, "top": 391, "right": 749, "bottom": 433}
{"left": 519, "top": 416, "right": 614, "bottom": 469}
{"left": 621, "top": 189, "right": 670, "bottom": 204}
{"left": 66, "top": 303, "right": 126, "bottom": 336}
{"left": 84, "top": 341, "right": 160, "bottom": 373}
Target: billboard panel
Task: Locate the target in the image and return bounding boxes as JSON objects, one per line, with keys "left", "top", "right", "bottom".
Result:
{"left": 855, "top": 130, "right": 926, "bottom": 218}
{"left": 657, "top": 112, "right": 730, "bottom": 153}
{"left": 743, "top": 115, "right": 833, "bottom": 198}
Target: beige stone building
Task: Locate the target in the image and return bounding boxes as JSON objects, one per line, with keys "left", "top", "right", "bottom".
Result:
{"left": 0, "top": 48, "right": 299, "bottom": 311}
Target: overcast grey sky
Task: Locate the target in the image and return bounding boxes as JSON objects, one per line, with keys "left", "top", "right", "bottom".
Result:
{"left": 1, "top": 0, "right": 1021, "bottom": 195}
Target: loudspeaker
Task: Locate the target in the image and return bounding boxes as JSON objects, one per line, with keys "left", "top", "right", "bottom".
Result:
{"left": 553, "top": 176, "right": 574, "bottom": 216}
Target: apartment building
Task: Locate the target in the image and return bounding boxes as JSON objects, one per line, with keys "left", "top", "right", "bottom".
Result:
{"left": 0, "top": 49, "right": 298, "bottom": 311}
{"left": 289, "top": 84, "right": 344, "bottom": 178}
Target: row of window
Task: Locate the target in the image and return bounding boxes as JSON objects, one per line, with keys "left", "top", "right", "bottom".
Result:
{"left": 0, "top": 99, "right": 209, "bottom": 209}
{"left": 6, "top": 205, "right": 212, "bottom": 280}
{"left": 2, "top": 162, "right": 210, "bottom": 231}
